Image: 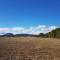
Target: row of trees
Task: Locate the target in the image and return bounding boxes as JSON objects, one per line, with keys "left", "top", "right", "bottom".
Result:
{"left": 47, "top": 28, "right": 60, "bottom": 38}
{"left": 39, "top": 28, "right": 60, "bottom": 38}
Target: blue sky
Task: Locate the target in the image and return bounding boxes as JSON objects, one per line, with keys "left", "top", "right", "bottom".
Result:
{"left": 0, "top": 0, "right": 60, "bottom": 28}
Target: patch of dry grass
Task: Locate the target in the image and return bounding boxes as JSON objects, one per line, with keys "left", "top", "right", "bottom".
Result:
{"left": 0, "top": 37, "right": 60, "bottom": 60}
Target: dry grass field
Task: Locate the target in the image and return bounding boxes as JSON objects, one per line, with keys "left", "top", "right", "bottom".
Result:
{"left": 0, "top": 37, "right": 60, "bottom": 60}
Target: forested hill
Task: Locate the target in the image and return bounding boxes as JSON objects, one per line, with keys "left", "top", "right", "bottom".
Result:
{"left": 45, "top": 28, "right": 60, "bottom": 38}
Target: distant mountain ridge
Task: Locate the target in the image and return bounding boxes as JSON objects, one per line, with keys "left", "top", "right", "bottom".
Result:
{"left": 0, "top": 33, "right": 39, "bottom": 37}
{"left": 0, "top": 28, "right": 60, "bottom": 38}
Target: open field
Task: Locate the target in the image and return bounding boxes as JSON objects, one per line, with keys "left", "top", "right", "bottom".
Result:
{"left": 0, "top": 37, "right": 60, "bottom": 60}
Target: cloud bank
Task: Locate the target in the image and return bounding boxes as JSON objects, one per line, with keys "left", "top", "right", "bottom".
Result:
{"left": 0, "top": 25, "right": 57, "bottom": 35}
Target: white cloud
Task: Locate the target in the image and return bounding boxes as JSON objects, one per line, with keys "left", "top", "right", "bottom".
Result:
{"left": 0, "top": 25, "right": 57, "bottom": 35}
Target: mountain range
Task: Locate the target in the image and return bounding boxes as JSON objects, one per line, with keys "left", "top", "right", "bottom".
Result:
{"left": 0, "top": 28, "right": 60, "bottom": 38}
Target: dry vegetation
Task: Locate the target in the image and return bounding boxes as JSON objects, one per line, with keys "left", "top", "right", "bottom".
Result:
{"left": 0, "top": 37, "right": 60, "bottom": 60}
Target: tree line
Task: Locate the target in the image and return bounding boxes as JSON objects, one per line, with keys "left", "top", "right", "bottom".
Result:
{"left": 39, "top": 28, "right": 60, "bottom": 38}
